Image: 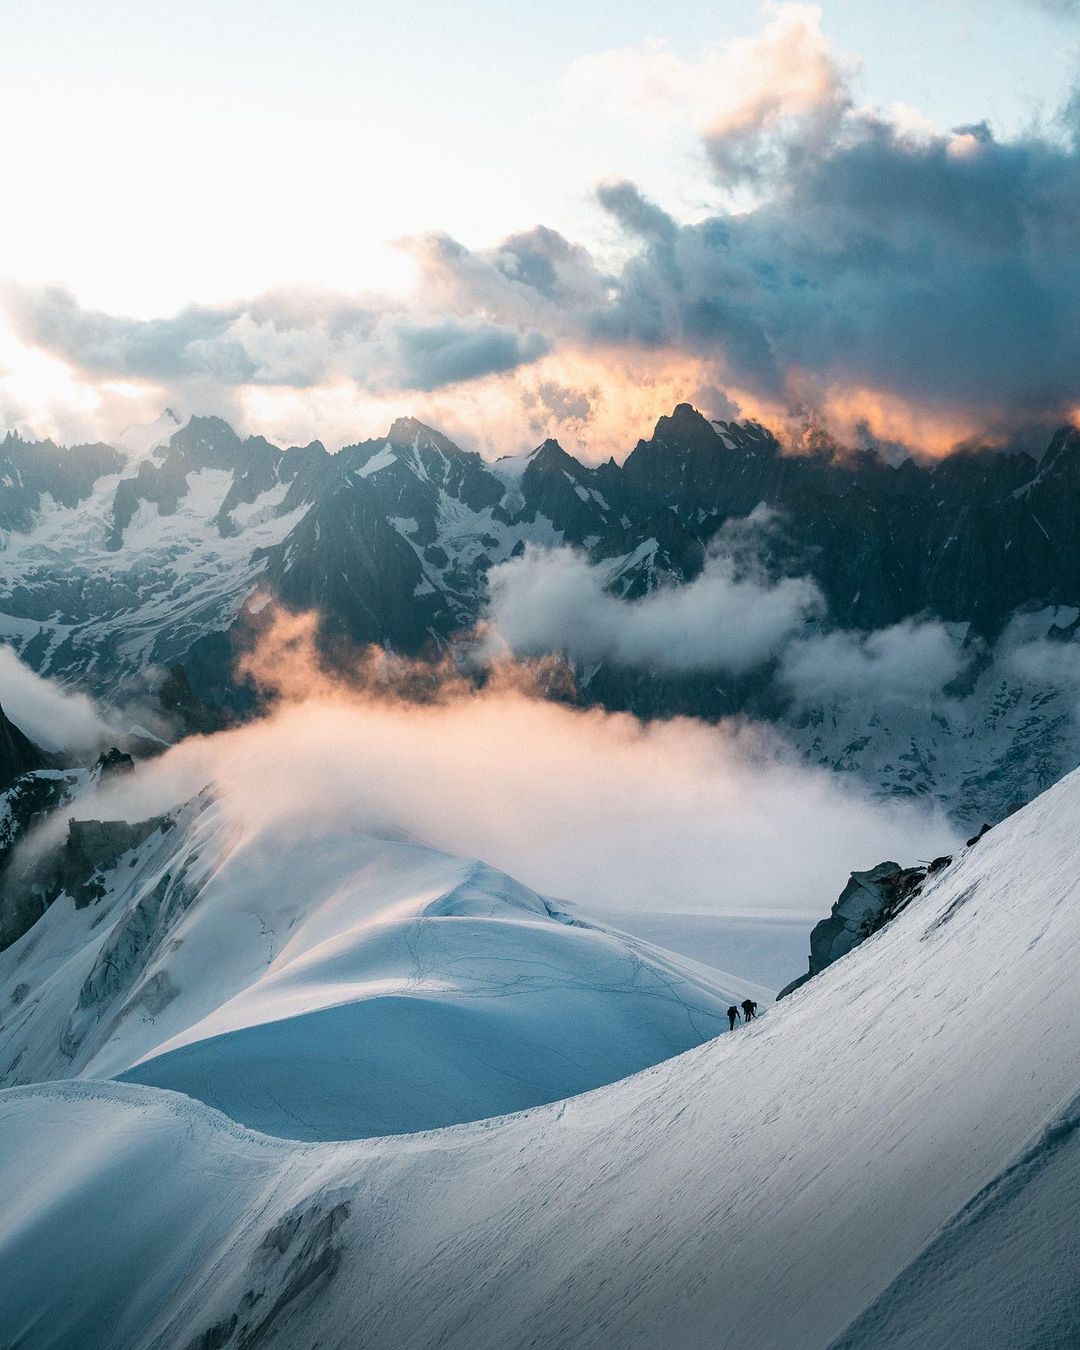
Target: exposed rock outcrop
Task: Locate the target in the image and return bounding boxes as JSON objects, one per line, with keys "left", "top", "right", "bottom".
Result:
{"left": 0, "top": 813, "right": 171, "bottom": 950}
{"left": 778, "top": 861, "right": 930, "bottom": 998}
{"left": 94, "top": 747, "right": 135, "bottom": 779}
{"left": 0, "top": 702, "right": 50, "bottom": 793}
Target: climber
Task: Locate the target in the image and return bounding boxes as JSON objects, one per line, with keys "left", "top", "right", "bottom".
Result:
{"left": 741, "top": 998, "right": 758, "bottom": 1022}
{"left": 726, "top": 1006, "right": 741, "bottom": 1031}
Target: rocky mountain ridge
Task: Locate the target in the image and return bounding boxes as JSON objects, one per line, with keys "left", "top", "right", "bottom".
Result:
{"left": 3, "top": 407, "right": 1080, "bottom": 822}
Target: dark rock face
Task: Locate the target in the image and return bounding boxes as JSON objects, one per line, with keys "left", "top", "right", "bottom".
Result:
{"left": 13, "top": 404, "right": 1080, "bottom": 694}
{"left": 8, "top": 406, "right": 1080, "bottom": 822}
{"left": 57, "top": 818, "right": 167, "bottom": 908}
{"left": 0, "top": 813, "right": 170, "bottom": 951}
{"left": 264, "top": 465, "right": 448, "bottom": 651}
{"left": 623, "top": 407, "right": 1080, "bottom": 639}
{"left": 184, "top": 1198, "right": 351, "bottom": 1350}
{"left": 236, "top": 409, "right": 1080, "bottom": 733}
{"left": 94, "top": 747, "right": 135, "bottom": 779}
{"left": 0, "top": 703, "right": 50, "bottom": 792}
{"left": 155, "top": 664, "right": 234, "bottom": 737}
{"left": 0, "top": 432, "right": 122, "bottom": 534}
{"left": 778, "top": 861, "right": 930, "bottom": 998}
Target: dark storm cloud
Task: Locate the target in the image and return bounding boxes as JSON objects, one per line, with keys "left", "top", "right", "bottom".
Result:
{"left": 8, "top": 55, "right": 1080, "bottom": 444}
{"left": 582, "top": 106, "right": 1080, "bottom": 424}
{"left": 595, "top": 182, "right": 678, "bottom": 245}
{"left": 2, "top": 283, "right": 549, "bottom": 393}
{"left": 404, "top": 86, "right": 1080, "bottom": 435}
{"left": 390, "top": 319, "right": 548, "bottom": 391}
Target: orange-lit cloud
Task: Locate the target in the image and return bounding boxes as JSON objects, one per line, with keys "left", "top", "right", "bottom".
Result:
{"left": 814, "top": 385, "right": 989, "bottom": 458}
{"left": 30, "top": 609, "right": 955, "bottom": 920}
{"left": 238, "top": 346, "right": 742, "bottom": 461}
{"left": 4, "top": 3, "right": 1080, "bottom": 464}
{"left": 562, "top": 3, "right": 852, "bottom": 158}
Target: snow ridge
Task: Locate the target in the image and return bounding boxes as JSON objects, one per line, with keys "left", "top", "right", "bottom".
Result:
{"left": 3, "top": 762, "right": 1080, "bottom": 1346}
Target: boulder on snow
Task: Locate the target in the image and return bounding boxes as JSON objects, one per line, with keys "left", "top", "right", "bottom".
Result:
{"left": 778, "top": 861, "right": 927, "bottom": 998}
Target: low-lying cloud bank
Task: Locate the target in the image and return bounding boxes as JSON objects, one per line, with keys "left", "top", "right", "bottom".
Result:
{"left": 6, "top": 4, "right": 1080, "bottom": 456}
{"left": 0, "top": 648, "right": 172, "bottom": 756}
{"left": 780, "top": 620, "right": 971, "bottom": 707}
{"left": 481, "top": 541, "right": 1080, "bottom": 719}
{"left": 15, "top": 620, "right": 954, "bottom": 922}
{"left": 484, "top": 543, "right": 823, "bottom": 674}
{"left": 0, "top": 647, "right": 120, "bottom": 754}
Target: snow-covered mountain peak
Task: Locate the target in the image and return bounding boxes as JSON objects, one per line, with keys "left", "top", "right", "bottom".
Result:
{"left": 5, "top": 407, "right": 1080, "bottom": 824}
{"left": 386, "top": 415, "right": 461, "bottom": 450}
{"left": 491, "top": 444, "right": 542, "bottom": 482}
{"left": 0, "top": 786, "right": 758, "bottom": 1140}
{"left": 4, "top": 745, "right": 1080, "bottom": 1346}
{"left": 115, "top": 407, "right": 184, "bottom": 464}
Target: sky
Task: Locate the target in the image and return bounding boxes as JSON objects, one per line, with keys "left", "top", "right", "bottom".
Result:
{"left": 1, "top": 0, "right": 1079, "bottom": 457}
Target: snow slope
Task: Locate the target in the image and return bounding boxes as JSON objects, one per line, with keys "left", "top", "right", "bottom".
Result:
{"left": 3, "top": 762, "right": 1080, "bottom": 1347}
{"left": 0, "top": 793, "right": 758, "bottom": 1139}
{"left": 833, "top": 1096, "right": 1080, "bottom": 1347}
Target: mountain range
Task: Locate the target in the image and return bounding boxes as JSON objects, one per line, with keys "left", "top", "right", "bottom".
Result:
{"left": 3, "top": 405, "right": 1080, "bottom": 823}
{"left": 3, "top": 404, "right": 1080, "bottom": 1349}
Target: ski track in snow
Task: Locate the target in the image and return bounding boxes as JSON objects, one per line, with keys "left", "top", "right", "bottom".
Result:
{"left": 2, "top": 768, "right": 1080, "bottom": 1347}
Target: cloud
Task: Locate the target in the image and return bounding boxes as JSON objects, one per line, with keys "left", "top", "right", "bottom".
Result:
{"left": 583, "top": 128, "right": 1080, "bottom": 437}
{"left": 0, "top": 647, "right": 118, "bottom": 754}
{"left": 701, "top": 1, "right": 853, "bottom": 185}
{"left": 480, "top": 534, "right": 976, "bottom": 702}
{"left": 561, "top": 3, "right": 852, "bottom": 165}
{"left": 992, "top": 610, "right": 1080, "bottom": 694}
{"left": 521, "top": 378, "right": 598, "bottom": 436}
{"left": 7, "top": 4, "right": 1080, "bottom": 456}
{"left": 47, "top": 616, "right": 956, "bottom": 921}
{"left": 390, "top": 319, "right": 548, "bottom": 391}
{"left": 780, "top": 621, "right": 970, "bottom": 706}
{"left": 561, "top": 39, "right": 704, "bottom": 140}
{"left": 1023, "top": 0, "right": 1079, "bottom": 15}
{"left": 1002, "top": 636, "right": 1080, "bottom": 689}
{"left": 446, "top": 7, "right": 1080, "bottom": 449}
{"left": 483, "top": 535, "right": 824, "bottom": 675}
{"left": 2, "top": 283, "right": 549, "bottom": 395}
